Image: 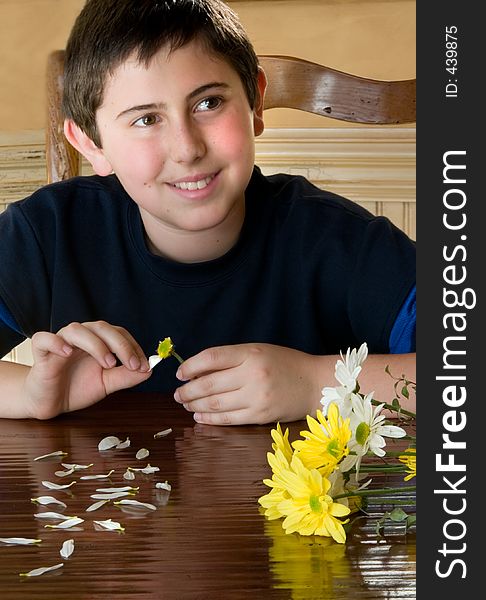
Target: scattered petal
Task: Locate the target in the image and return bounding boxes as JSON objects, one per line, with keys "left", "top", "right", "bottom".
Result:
{"left": 136, "top": 448, "right": 149, "bottom": 460}
{"left": 95, "top": 486, "right": 139, "bottom": 493}
{"left": 34, "top": 451, "right": 67, "bottom": 462}
{"left": 31, "top": 496, "right": 67, "bottom": 509}
{"left": 19, "top": 563, "right": 63, "bottom": 577}
{"left": 90, "top": 491, "right": 133, "bottom": 500}
{"left": 34, "top": 512, "right": 74, "bottom": 520}
{"left": 128, "top": 464, "right": 160, "bottom": 475}
{"left": 93, "top": 519, "right": 125, "bottom": 532}
{"left": 0, "top": 537, "right": 42, "bottom": 545}
{"left": 42, "top": 480, "right": 76, "bottom": 490}
{"left": 123, "top": 469, "right": 135, "bottom": 481}
{"left": 115, "top": 437, "right": 131, "bottom": 449}
{"left": 98, "top": 436, "right": 122, "bottom": 451}
{"left": 114, "top": 499, "right": 157, "bottom": 511}
{"left": 61, "top": 462, "right": 93, "bottom": 471}
{"left": 86, "top": 500, "right": 109, "bottom": 512}
{"left": 154, "top": 428, "right": 172, "bottom": 439}
{"left": 54, "top": 468, "right": 76, "bottom": 478}
{"left": 155, "top": 481, "right": 172, "bottom": 492}
{"left": 80, "top": 470, "right": 115, "bottom": 480}
{"left": 45, "top": 517, "right": 84, "bottom": 529}
{"left": 60, "top": 539, "right": 74, "bottom": 559}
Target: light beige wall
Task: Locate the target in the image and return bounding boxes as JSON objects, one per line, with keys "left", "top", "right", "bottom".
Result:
{"left": 0, "top": 0, "right": 415, "bottom": 131}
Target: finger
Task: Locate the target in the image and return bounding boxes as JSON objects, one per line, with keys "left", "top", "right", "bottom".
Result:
{"left": 174, "top": 369, "right": 240, "bottom": 403}
{"left": 82, "top": 321, "right": 149, "bottom": 371}
{"left": 178, "top": 390, "right": 245, "bottom": 415}
{"left": 31, "top": 331, "right": 73, "bottom": 361}
{"left": 176, "top": 345, "right": 248, "bottom": 381}
{"left": 192, "top": 408, "right": 255, "bottom": 426}
{"left": 103, "top": 364, "right": 152, "bottom": 396}
{"left": 57, "top": 321, "right": 148, "bottom": 372}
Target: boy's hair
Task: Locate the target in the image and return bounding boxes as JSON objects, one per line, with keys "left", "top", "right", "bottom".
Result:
{"left": 62, "top": 0, "right": 260, "bottom": 147}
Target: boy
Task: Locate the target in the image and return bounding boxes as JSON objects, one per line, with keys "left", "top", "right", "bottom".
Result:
{"left": 0, "top": 0, "right": 415, "bottom": 424}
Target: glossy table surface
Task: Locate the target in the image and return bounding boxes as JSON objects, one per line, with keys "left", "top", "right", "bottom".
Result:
{"left": 0, "top": 392, "right": 415, "bottom": 599}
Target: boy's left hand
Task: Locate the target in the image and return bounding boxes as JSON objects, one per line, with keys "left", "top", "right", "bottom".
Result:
{"left": 173, "top": 343, "right": 323, "bottom": 425}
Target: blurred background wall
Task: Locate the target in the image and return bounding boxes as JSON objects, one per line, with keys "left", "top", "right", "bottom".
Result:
{"left": 0, "top": 0, "right": 415, "bottom": 130}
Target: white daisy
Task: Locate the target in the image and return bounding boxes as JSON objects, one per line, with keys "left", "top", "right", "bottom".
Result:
{"left": 342, "top": 392, "right": 406, "bottom": 476}
{"left": 320, "top": 343, "right": 368, "bottom": 417}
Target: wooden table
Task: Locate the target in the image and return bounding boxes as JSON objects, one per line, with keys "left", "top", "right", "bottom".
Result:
{"left": 0, "top": 392, "right": 415, "bottom": 599}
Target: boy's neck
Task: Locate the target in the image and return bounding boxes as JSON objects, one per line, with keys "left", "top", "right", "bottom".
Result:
{"left": 139, "top": 203, "right": 246, "bottom": 264}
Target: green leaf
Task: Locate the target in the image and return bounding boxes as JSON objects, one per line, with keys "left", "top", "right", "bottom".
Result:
{"left": 389, "top": 507, "right": 408, "bottom": 522}
{"left": 401, "top": 385, "right": 410, "bottom": 399}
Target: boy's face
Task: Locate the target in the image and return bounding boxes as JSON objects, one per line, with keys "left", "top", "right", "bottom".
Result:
{"left": 82, "top": 39, "right": 264, "bottom": 254}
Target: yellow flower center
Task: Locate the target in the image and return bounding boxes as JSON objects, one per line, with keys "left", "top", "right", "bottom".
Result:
{"left": 326, "top": 438, "right": 341, "bottom": 458}
{"left": 309, "top": 495, "right": 323, "bottom": 514}
{"left": 356, "top": 422, "right": 370, "bottom": 446}
{"left": 157, "top": 337, "right": 174, "bottom": 359}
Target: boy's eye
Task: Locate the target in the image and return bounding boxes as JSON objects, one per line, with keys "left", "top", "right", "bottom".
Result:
{"left": 132, "top": 114, "right": 159, "bottom": 127}
{"left": 195, "top": 96, "right": 223, "bottom": 112}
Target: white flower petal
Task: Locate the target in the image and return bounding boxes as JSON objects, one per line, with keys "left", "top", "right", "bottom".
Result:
{"left": 54, "top": 468, "right": 76, "bottom": 478}
{"left": 0, "top": 537, "right": 42, "bottom": 545}
{"left": 90, "top": 491, "right": 132, "bottom": 500}
{"left": 148, "top": 355, "right": 162, "bottom": 369}
{"left": 45, "top": 517, "right": 84, "bottom": 529}
{"left": 136, "top": 448, "right": 150, "bottom": 460}
{"left": 80, "top": 470, "right": 115, "bottom": 480}
{"left": 42, "top": 480, "right": 76, "bottom": 490}
{"left": 114, "top": 499, "right": 157, "bottom": 511}
{"left": 95, "top": 486, "right": 139, "bottom": 493}
{"left": 115, "top": 437, "right": 131, "bottom": 449}
{"left": 98, "top": 435, "right": 121, "bottom": 451}
{"left": 155, "top": 481, "right": 172, "bottom": 491}
{"left": 33, "top": 450, "right": 67, "bottom": 462}
{"left": 31, "top": 496, "right": 67, "bottom": 509}
{"left": 60, "top": 539, "right": 74, "bottom": 559}
{"left": 98, "top": 436, "right": 122, "bottom": 451}
{"left": 85, "top": 499, "right": 109, "bottom": 512}
{"left": 123, "top": 469, "right": 135, "bottom": 481}
{"left": 34, "top": 512, "right": 73, "bottom": 520}
{"left": 128, "top": 464, "right": 160, "bottom": 474}
{"left": 93, "top": 519, "right": 125, "bottom": 532}
{"left": 61, "top": 462, "right": 93, "bottom": 470}
{"left": 378, "top": 425, "right": 407, "bottom": 438}
{"left": 19, "top": 563, "right": 63, "bottom": 577}
{"left": 154, "top": 428, "right": 172, "bottom": 439}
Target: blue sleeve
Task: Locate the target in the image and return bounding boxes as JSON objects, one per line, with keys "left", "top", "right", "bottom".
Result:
{"left": 0, "top": 296, "right": 26, "bottom": 357}
{"left": 0, "top": 295, "right": 22, "bottom": 334}
{"left": 389, "top": 285, "right": 416, "bottom": 353}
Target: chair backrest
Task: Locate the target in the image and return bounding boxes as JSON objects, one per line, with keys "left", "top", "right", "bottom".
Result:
{"left": 46, "top": 50, "right": 416, "bottom": 183}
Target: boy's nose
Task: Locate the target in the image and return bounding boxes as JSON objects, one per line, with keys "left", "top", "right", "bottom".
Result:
{"left": 170, "top": 120, "right": 206, "bottom": 164}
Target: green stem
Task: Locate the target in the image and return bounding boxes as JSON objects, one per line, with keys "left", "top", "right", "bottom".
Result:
{"left": 371, "top": 399, "right": 416, "bottom": 419}
{"left": 171, "top": 351, "right": 184, "bottom": 365}
{"left": 333, "top": 485, "right": 416, "bottom": 500}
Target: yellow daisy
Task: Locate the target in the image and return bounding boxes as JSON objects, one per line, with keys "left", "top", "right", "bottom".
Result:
{"left": 399, "top": 447, "right": 416, "bottom": 481}
{"left": 271, "top": 423, "right": 293, "bottom": 463}
{"left": 275, "top": 454, "right": 350, "bottom": 543}
{"left": 292, "top": 404, "right": 351, "bottom": 476}
{"left": 157, "top": 337, "right": 174, "bottom": 358}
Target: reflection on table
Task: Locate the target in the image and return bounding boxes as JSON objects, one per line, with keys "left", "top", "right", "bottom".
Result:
{"left": 0, "top": 391, "right": 415, "bottom": 599}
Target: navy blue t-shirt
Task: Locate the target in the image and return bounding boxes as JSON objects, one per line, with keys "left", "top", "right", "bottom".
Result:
{"left": 0, "top": 167, "right": 415, "bottom": 392}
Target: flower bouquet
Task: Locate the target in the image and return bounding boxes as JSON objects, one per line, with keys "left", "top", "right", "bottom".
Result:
{"left": 258, "top": 343, "right": 416, "bottom": 544}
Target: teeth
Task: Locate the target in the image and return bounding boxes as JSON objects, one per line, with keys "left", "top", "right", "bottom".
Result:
{"left": 173, "top": 175, "right": 213, "bottom": 190}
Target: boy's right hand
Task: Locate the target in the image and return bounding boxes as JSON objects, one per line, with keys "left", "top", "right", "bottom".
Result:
{"left": 23, "top": 321, "right": 151, "bottom": 419}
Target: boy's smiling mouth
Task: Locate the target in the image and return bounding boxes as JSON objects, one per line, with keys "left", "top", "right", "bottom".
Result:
{"left": 172, "top": 174, "right": 215, "bottom": 191}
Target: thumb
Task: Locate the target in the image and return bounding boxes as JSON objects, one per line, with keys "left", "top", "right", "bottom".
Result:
{"left": 103, "top": 365, "right": 153, "bottom": 395}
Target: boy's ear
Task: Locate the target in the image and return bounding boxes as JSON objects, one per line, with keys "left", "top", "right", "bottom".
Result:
{"left": 253, "top": 67, "right": 267, "bottom": 138}
{"left": 63, "top": 119, "right": 113, "bottom": 176}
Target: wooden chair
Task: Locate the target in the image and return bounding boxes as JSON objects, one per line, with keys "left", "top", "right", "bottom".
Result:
{"left": 46, "top": 50, "right": 416, "bottom": 183}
